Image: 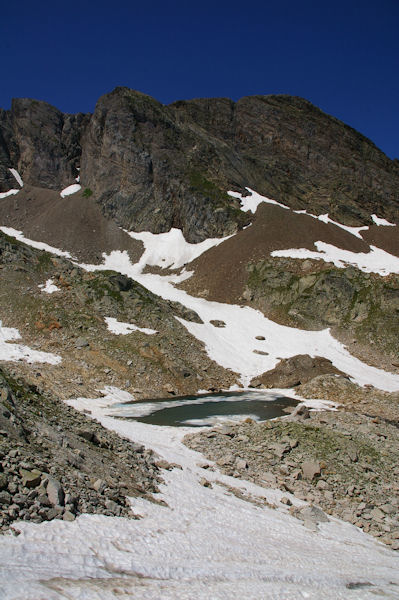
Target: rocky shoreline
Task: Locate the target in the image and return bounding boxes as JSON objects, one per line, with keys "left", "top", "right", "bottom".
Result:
{"left": 184, "top": 396, "right": 399, "bottom": 550}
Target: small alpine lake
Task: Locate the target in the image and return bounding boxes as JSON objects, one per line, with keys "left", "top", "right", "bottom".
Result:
{"left": 108, "top": 390, "right": 299, "bottom": 427}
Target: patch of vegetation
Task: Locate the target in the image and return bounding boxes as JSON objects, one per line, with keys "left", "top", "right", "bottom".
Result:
{"left": 85, "top": 277, "right": 123, "bottom": 303}
{"left": 82, "top": 188, "right": 93, "bottom": 198}
{"left": 188, "top": 171, "right": 230, "bottom": 203}
{"left": 35, "top": 251, "right": 53, "bottom": 272}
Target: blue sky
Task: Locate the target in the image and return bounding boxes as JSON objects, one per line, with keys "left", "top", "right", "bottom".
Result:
{"left": 1, "top": 0, "right": 398, "bottom": 158}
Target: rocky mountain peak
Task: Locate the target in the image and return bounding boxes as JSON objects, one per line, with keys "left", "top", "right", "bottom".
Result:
{"left": 0, "top": 88, "right": 398, "bottom": 242}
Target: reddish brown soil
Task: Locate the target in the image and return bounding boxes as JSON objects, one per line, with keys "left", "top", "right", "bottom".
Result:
{"left": 0, "top": 185, "right": 143, "bottom": 263}
{"left": 361, "top": 226, "right": 399, "bottom": 257}
{"left": 182, "top": 203, "right": 372, "bottom": 303}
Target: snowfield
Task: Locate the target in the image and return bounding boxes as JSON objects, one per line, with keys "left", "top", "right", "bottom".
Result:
{"left": 0, "top": 388, "right": 398, "bottom": 599}
{"left": 126, "top": 227, "right": 233, "bottom": 270}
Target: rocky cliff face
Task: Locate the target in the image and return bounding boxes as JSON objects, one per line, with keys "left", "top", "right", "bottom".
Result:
{"left": 0, "top": 99, "right": 89, "bottom": 191}
{"left": 1, "top": 88, "right": 398, "bottom": 241}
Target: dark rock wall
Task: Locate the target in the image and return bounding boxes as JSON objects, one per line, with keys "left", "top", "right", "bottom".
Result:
{"left": 1, "top": 88, "right": 398, "bottom": 241}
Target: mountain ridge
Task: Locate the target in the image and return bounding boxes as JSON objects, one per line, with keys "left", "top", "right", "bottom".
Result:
{"left": 1, "top": 88, "right": 398, "bottom": 243}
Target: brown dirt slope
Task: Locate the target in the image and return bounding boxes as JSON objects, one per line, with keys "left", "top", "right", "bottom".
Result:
{"left": 182, "top": 203, "right": 373, "bottom": 303}
{"left": 0, "top": 185, "right": 143, "bottom": 263}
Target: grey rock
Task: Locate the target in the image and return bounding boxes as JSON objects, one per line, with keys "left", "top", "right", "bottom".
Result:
{"left": 63, "top": 510, "right": 76, "bottom": 522}
{"left": 381, "top": 504, "right": 396, "bottom": 515}
{"left": 20, "top": 469, "right": 42, "bottom": 488}
{"left": 235, "top": 458, "right": 248, "bottom": 470}
{"left": 92, "top": 479, "right": 107, "bottom": 494}
{"left": 75, "top": 337, "right": 90, "bottom": 348}
{"left": 302, "top": 461, "right": 321, "bottom": 481}
{"left": 199, "top": 478, "right": 212, "bottom": 488}
{"left": 298, "top": 505, "right": 329, "bottom": 524}
{"left": 209, "top": 320, "right": 226, "bottom": 328}
{"left": 0, "top": 490, "right": 12, "bottom": 505}
{"left": 45, "top": 507, "right": 63, "bottom": 520}
{"left": 46, "top": 477, "right": 65, "bottom": 507}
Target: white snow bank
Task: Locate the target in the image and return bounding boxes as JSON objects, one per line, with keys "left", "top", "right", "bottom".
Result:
{"left": 228, "top": 187, "right": 289, "bottom": 212}
{"left": 104, "top": 316, "right": 157, "bottom": 336}
{"left": 0, "top": 227, "right": 73, "bottom": 258}
{"left": 9, "top": 168, "right": 23, "bottom": 187}
{"left": 316, "top": 213, "right": 369, "bottom": 239}
{"left": 271, "top": 241, "right": 399, "bottom": 276}
{"left": 127, "top": 227, "right": 232, "bottom": 270}
{"left": 371, "top": 214, "right": 396, "bottom": 227}
{"left": 0, "top": 189, "right": 19, "bottom": 199}
{"left": 0, "top": 320, "right": 61, "bottom": 365}
{"left": 0, "top": 386, "right": 391, "bottom": 599}
{"left": 38, "top": 279, "right": 60, "bottom": 294}
{"left": 229, "top": 189, "right": 373, "bottom": 240}
{"left": 60, "top": 183, "right": 81, "bottom": 198}
{"left": 0, "top": 168, "right": 23, "bottom": 198}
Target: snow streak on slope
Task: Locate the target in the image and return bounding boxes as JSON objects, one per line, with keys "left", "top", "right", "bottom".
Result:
{"left": 0, "top": 189, "right": 19, "bottom": 199}
{"left": 126, "top": 227, "right": 232, "bottom": 270}
{"left": 228, "top": 187, "right": 289, "bottom": 212}
{"left": 0, "top": 387, "right": 397, "bottom": 600}
{"left": 230, "top": 188, "right": 398, "bottom": 240}
{"left": 272, "top": 241, "right": 399, "bottom": 276}
{"left": 0, "top": 168, "right": 23, "bottom": 199}
{"left": 0, "top": 227, "right": 73, "bottom": 258}
{"left": 372, "top": 214, "right": 396, "bottom": 227}
{"left": 0, "top": 320, "right": 61, "bottom": 364}
{"left": 316, "top": 213, "right": 369, "bottom": 239}
{"left": 60, "top": 183, "right": 82, "bottom": 198}
{"left": 9, "top": 168, "right": 23, "bottom": 188}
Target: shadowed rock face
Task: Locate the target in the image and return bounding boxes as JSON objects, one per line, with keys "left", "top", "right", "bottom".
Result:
{"left": 1, "top": 87, "right": 398, "bottom": 241}
{"left": 0, "top": 99, "right": 90, "bottom": 191}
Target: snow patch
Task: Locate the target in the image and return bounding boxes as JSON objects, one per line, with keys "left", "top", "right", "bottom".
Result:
{"left": 9, "top": 168, "right": 23, "bottom": 187}
{"left": 317, "top": 213, "right": 368, "bottom": 239}
{"left": 0, "top": 320, "right": 61, "bottom": 365}
{"left": 0, "top": 227, "right": 73, "bottom": 258}
{"left": 126, "top": 227, "right": 232, "bottom": 270}
{"left": 60, "top": 183, "right": 82, "bottom": 198}
{"left": 271, "top": 241, "right": 399, "bottom": 276}
{"left": 371, "top": 214, "right": 396, "bottom": 227}
{"left": 38, "top": 279, "right": 60, "bottom": 294}
{"left": 0, "top": 189, "right": 19, "bottom": 199}
{"left": 104, "top": 316, "right": 157, "bottom": 336}
{"left": 228, "top": 187, "right": 289, "bottom": 213}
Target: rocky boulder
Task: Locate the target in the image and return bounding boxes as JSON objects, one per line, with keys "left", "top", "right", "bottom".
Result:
{"left": 249, "top": 354, "right": 343, "bottom": 388}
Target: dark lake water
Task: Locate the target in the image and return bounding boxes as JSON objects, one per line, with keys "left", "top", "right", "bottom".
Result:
{"left": 110, "top": 390, "right": 298, "bottom": 427}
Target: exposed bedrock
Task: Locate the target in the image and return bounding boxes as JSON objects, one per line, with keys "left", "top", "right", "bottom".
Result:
{"left": 0, "top": 88, "right": 398, "bottom": 241}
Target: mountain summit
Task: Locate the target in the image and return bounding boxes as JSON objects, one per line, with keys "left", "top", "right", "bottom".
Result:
{"left": 1, "top": 88, "right": 398, "bottom": 243}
